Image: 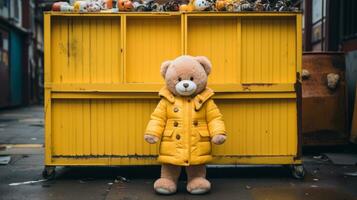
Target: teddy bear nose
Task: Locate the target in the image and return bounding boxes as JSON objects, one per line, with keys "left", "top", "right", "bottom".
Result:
{"left": 183, "top": 83, "right": 189, "bottom": 88}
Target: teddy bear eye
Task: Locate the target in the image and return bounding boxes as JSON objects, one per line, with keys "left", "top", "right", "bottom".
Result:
{"left": 190, "top": 77, "right": 194, "bottom": 81}
{"left": 178, "top": 77, "right": 182, "bottom": 81}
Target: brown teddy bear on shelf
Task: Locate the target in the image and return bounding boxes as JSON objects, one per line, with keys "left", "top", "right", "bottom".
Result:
{"left": 144, "top": 55, "right": 227, "bottom": 195}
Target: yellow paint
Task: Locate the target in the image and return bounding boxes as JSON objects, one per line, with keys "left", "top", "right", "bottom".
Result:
{"left": 44, "top": 12, "right": 302, "bottom": 166}
{"left": 0, "top": 144, "right": 44, "bottom": 148}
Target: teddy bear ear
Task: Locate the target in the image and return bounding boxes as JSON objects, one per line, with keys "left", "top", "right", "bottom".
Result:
{"left": 160, "top": 60, "right": 172, "bottom": 78}
{"left": 195, "top": 56, "right": 212, "bottom": 75}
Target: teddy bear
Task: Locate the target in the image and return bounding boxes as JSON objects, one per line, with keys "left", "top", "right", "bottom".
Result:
{"left": 144, "top": 55, "right": 227, "bottom": 195}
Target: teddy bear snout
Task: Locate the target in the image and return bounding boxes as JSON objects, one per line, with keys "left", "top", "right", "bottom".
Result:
{"left": 175, "top": 80, "right": 197, "bottom": 96}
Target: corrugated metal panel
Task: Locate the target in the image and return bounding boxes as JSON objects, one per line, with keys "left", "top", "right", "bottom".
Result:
{"left": 126, "top": 16, "right": 182, "bottom": 83}
{"left": 52, "top": 99, "right": 159, "bottom": 156}
{"left": 51, "top": 17, "right": 121, "bottom": 83}
{"left": 187, "top": 16, "right": 240, "bottom": 84}
{"left": 241, "top": 17, "right": 296, "bottom": 83}
{"left": 216, "top": 99, "right": 297, "bottom": 156}
{"left": 52, "top": 98, "right": 297, "bottom": 157}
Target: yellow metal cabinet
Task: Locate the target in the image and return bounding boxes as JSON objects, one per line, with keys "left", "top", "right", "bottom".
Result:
{"left": 43, "top": 12, "right": 303, "bottom": 178}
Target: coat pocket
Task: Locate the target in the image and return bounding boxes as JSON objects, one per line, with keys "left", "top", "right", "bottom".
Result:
{"left": 162, "top": 129, "right": 174, "bottom": 141}
{"left": 197, "top": 129, "right": 210, "bottom": 142}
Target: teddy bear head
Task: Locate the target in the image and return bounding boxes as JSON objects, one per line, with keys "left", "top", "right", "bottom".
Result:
{"left": 160, "top": 55, "right": 212, "bottom": 97}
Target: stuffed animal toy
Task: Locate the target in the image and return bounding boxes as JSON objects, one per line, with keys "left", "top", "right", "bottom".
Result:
{"left": 52, "top": 2, "right": 74, "bottom": 11}
{"left": 118, "top": 0, "right": 134, "bottom": 11}
{"left": 253, "top": 0, "right": 271, "bottom": 11}
{"left": 147, "top": 1, "right": 164, "bottom": 11}
{"left": 144, "top": 55, "right": 227, "bottom": 195}
{"left": 163, "top": 0, "right": 180, "bottom": 11}
{"left": 133, "top": 1, "right": 147, "bottom": 11}
{"left": 192, "top": 0, "right": 212, "bottom": 11}
{"left": 232, "top": 0, "right": 253, "bottom": 11}
{"left": 99, "top": 0, "right": 113, "bottom": 9}
{"left": 73, "top": 1, "right": 89, "bottom": 12}
{"left": 87, "top": 1, "right": 102, "bottom": 12}
{"left": 179, "top": 3, "right": 194, "bottom": 11}
{"left": 215, "top": 0, "right": 226, "bottom": 11}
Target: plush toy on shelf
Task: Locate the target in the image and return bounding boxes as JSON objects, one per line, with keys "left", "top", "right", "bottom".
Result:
{"left": 229, "top": 0, "right": 254, "bottom": 12}
{"left": 52, "top": 2, "right": 74, "bottom": 12}
{"left": 192, "top": 0, "right": 213, "bottom": 11}
{"left": 51, "top": 0, "right": 298, "bottom": 12}
{"left": 117, "top": 0, "right": 134, "bottom": 11}
{"left": 215, "top": 0, "right": 226, "bottom": 11}
{"left": 163, "top": 0, "right": 180, "bottom": 11}
{"left": 253, "top": 0, "right": 271, "bottom": 11}
{"left": 179, "top": 2, "right": 194, "bottom": 12}
{"left": 53, "top": 0, "right": 113, "bottom": 12}
{"left": 87, "top": 1, "right": 102, "bottom": 12}
{"left": 99, "top": 0, "right": 113, "bottom": 9}
{"left": 144, "top": 55, "right": 227, "bottom": 195}
{"left": 73, "top": 1, "right": 90, "bottom": 12}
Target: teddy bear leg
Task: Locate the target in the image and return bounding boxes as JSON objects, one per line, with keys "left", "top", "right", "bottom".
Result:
{"left": 154, "top": 164, "right": 181, "bottom": 195}
{"left": 185, "top": 164, "right": 211, "bottom": 194}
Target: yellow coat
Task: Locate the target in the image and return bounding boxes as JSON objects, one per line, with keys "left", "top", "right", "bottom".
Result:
{"left": 145, "top": 87, "right": 226, "bottom": 166}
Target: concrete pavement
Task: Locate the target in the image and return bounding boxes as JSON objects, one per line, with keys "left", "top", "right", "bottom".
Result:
{"left": 0, "top": 106, "right": 43, "bottom": 144}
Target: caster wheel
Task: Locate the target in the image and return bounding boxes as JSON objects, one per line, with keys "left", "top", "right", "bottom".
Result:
{"left": 290, "top": 164, "right": 305, "bottom": 179}
{"left": 42, "top": 166, "right": 56, "bottom": 180}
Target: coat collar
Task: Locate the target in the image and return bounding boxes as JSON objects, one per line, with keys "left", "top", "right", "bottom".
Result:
{"left": 159, "top": 87, "right": 176, "bottom": 103}
{"left": 193, "top": 87, "right": 214, "bottom": 110}
{"left": 159, "top": 87, "right": 214, "bottom": 110}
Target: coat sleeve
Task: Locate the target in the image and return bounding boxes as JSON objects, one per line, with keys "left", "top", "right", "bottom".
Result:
{"left": 206, "top": 99, "right": 226, "bottom": 137}
{"left": 145, "top": 99, "right": 167, "bottom": 138}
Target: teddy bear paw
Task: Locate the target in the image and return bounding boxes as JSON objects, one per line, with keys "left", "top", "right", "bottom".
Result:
{"left": 154, "top": 178, "right": 177, "bottom": 195}
{"left": 187, "top": 177, "right": 211, "bottom": 195}
{"left": 211, "top": 134, "right": 226, "bottom": 145}
{"left": 144, "top": 134, "right": 159, "bottom": 144}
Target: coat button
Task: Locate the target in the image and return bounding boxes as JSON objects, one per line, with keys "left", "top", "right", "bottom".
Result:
{"left": 176, "top": 134, "right": 181, "bottom": 140}
{"left": 199, "top": 100, "right": 203, "bottom": 104}
{"left": 174, "top": 121, "right": 178, "bottom": 127}
{"left": 193, "top": 120, "right": 198, "bottom": 126}
{"left": 173, "top": 107, "right": 179, "bottom": 112}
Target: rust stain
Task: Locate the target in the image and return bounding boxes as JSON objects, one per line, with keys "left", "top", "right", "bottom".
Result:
{"left": 241, "top": 83, "right": 275, "bottom": 86}
{"left": 58, "top": 39, "right": 78, "bottom": 58}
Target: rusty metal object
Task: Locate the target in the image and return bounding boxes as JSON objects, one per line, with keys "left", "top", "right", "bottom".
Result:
{"left": 351, "top": 86, "right": 357, "bottom": 144}
{"left": 302, "top": 52, "right": 348, "bottom": 146}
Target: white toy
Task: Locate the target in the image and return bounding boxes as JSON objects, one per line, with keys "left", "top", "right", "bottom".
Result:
{"left": 87, "top": 1, "right": 102, "bottom": 12}
{"left": 193, "top": 0, "right": 211, "bottom": 11}
{"left": 73, "top": 1, "right": 89, "bottom": 12}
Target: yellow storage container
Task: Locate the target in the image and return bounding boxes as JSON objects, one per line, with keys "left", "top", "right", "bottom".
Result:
{"left": 43, "top": 12, "right": 303, "bottom": 178}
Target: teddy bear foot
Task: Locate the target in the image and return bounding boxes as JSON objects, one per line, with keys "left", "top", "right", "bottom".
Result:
{"left": 154, "top": 178, "right": 177, "bottom": 195}
{"left": 186, "top": 177, "right": 211, "bottom": 195}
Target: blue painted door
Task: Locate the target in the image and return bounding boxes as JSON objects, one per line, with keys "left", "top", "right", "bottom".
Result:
{"left": 10, "top": 30, "right": 23, "bottom": 106}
